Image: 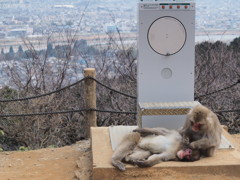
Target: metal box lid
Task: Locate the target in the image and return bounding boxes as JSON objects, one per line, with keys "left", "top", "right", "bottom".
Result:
{"left": 138, "top": 101, "right": 200, "bottom": 115}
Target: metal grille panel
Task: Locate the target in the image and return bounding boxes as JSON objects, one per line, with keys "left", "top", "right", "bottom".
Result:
{"left": 137, "top": 101, "right": 200, "bottom": 128}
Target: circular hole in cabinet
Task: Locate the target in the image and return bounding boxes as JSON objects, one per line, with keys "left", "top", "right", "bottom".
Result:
{"left": 161, "top": 68, "right": 173, "bottom": 79}
{"left": 148, "top": 16, "right": 186, "bottom": 56}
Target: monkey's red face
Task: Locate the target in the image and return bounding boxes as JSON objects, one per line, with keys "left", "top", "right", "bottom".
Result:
{"left": 177, "top": 149, "right": 192, "bottom": 160}
{"left": 191, "top": 121, "right": 203, "bottom": 132}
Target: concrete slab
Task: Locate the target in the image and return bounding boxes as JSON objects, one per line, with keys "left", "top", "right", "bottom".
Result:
{"left": 108, "top": 126, "right": 234, "bottom": 150}
{"left": 91, "top": 127, "right": 240, "bottom": 180}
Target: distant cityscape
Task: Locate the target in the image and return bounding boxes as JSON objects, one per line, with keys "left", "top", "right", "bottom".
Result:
{"left": 0, "top": 0, "right": 239, "bottom": 88}
{"left": 0, "top": 0, "right": 239, "bottom": 41}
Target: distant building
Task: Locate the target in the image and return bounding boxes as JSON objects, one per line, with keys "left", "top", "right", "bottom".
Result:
{"left": 8, "top": 27, "right": 33, "bottom": 37}
{"left": 105, "top": 24, "right": 118, "bottom": 33}
{"left": 8, "top": 29, "right": 27, "bottom": 37}
{"left": 0, "top": 32, "right": 6, "bottom": 38}
{"left": 53, "top": 5, "right": 74, "bottom": 9}
{"left": 15, "top": 16, "right": 30, "bottom": 23}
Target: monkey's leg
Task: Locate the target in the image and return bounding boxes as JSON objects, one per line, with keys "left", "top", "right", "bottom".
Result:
{"left": 203, "top": 147, "right": 216, "bottom": 157}
{"left": 124, "top": 147, "right": 151, "bottom": 164}
{"left": 135, "top": 152, "right": 176, "bottom": 168}
{"left": 133, "top": 128, "right": 170, "bottom": 137}
{"left": 112, "top": 132, "right": 140, "bottom": 171}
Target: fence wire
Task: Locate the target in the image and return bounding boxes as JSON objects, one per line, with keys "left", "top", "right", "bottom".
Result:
{"left": 0, "top": 76, "right": 237, "bottom": 118}
{"left": 195, "top": 79, "right": 240, "bottom": 100}
{"left": 0, "top": 108, "right": 137, "bottom": 118}
{"left": 0, "top": 76, "right": 137, "bottom": 117}
{"left": 0, "top": 78, "right": 86, "bottom": 102}
{"left": 88, "top": 77, "right": 137, "bottom": 99}
{"left": 0, "top": 108, "right": 238, "bottom": 118}
{"left": 0, "top": 76, "right": 136, "bottom": 103}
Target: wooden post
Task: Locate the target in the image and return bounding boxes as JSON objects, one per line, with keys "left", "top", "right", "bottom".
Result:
{"left": 84, "top": 68, "right": 97, "bottom": 138}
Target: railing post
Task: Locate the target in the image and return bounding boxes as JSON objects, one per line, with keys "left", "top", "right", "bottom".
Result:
{"left": 84, "top": 68, "right": 97, "bottom": 138}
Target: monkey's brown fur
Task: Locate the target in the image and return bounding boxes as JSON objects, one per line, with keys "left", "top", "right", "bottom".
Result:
{"left": 111, "top": 128, "right": 197, "bottom": 171}
{"left": 112, "top": 105, "right": 221, "bottom": 171}
{"left": 180, "top": 104, "right": 222, "bottom": 157}
{"left": 111, "top": 132, "right": 140, "bottom": 171}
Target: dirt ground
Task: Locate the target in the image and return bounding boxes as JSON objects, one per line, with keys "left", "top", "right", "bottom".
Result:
{"left": 0, "top": 140, "right": 92, "bottom": 180}
{"left": 0, "top": 135, "right": 240, "bottom": 180}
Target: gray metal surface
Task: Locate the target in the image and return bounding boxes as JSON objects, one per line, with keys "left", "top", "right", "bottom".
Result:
{"left": 141, "top": 115, "right": 187, "bottom": 129}
{"left": 138, "top": 101, "right": 200, "bottom": 129}
{"left": 138, "top": 1, "right": 196, "bottom": 103}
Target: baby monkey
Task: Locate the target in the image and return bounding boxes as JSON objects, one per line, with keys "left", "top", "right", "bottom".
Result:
{"left": 112, "top": 127, "right": 200, "bottom": 171}
{"left": 177, "top": 136, "right": 201, "bottom": 162}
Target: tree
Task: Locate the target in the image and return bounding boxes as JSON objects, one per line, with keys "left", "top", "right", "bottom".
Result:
{"left": 195, "top": 40, "right": 239, "bottom": 133}
{"left": 5, "top": 46, "right": 15, "bottom": 60}
{"left": 46, "top": 43, "right": 54, "bottom": 57}
{"left": 17, "top": 45, "right": 23, "bottom": 53}
{"left": 9, "top": 46, "right": 14, "bottom": 54}
{"left": 74, "top": 39, "right": 87, "bottom": 49}
{"left": 16, "top": 45, "right": 24, "bottom": 59}
{"left": 229, "top": 36, "right": 240, "bottom": 52}
{"left": 65, "top": 20, "right": 73, "bottom": 26}
{"left": 0, "top": 86, "right": 17, "bottom": 100}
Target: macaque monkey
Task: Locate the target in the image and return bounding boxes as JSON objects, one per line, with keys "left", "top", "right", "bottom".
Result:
{"left": 177, "top": 136, "right": 201, "bottom": 162}
{"left": 180, "top": 104, "right": 222, "bottom": 157}
{"left": 112, "top": 127, "right": 199, "bottom": 171}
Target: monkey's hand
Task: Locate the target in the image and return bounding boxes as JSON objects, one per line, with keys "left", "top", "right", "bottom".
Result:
{"left": 182, "top": 137, "right": 190, "bottom": 146}
{"left": 189, "top": 142, "right": 197, "bottom": 149}
{"left": 190, "top": 138, "right": 211, "bottom": 149}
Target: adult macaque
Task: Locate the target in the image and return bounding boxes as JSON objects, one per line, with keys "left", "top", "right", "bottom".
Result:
{"left": 112, "top": 127, "right": 198, "bottom": 171}
{"left": 180, "top": 104, "right": 222, "bottom": 157}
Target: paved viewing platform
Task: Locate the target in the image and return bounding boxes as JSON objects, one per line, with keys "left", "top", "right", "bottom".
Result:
{"left": 91, "top": 127, "right": 240, "bottom": 180}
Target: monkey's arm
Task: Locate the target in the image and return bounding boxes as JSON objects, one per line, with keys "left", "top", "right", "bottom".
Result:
{"left": 133, "top": 128, "right": 170, "bottom": 137}
{"left": 190, "top": 138, "right": 215, "bottom": 149}
{"left": 124, "top": 147, "right": 151, "bottom": 164}
{"left": 135, "top": 152, "right": 176, "bottom": 167}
